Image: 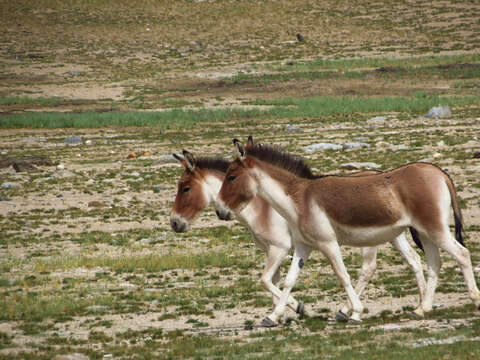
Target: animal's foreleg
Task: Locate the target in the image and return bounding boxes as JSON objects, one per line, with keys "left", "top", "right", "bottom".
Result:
{"left": 261, "top": 246, "right": 304, "bottom": 314}
{"left": 262, "top": 242, "right": 311, "bottom": 327}
{"left": 319, "top": 240, "right": 364, "bottom": 322}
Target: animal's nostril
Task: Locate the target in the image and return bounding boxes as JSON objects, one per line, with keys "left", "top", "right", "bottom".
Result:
{"left": 172, "top": 221, "right": 178, "bottom": 229}
{"left": 215, "top": 210, "right": 220, "bottom": 217}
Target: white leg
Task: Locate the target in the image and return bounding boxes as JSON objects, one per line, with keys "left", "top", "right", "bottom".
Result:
{"left": 434, "top": 228, "right": 480, "bottom": 308}
{"left": 319, "top": 240, "right": 364, "bottom": 322}
{"left": 392, "top": 232, "right": 427, "bottom": 316}
{"left": 340, "top": 246, "right": 377, "bottom": 315}
{"left": 261, "top": 246, "right": 302, "bottom": 314}
{"left": 421, "top": 238, "right": 441, "bottom": 313}
{"left": 264, "top": 242, "right": 312, "bottom": 326}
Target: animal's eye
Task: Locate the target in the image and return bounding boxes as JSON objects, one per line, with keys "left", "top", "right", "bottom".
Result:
{"left": 227, "top": 175, "right": 236, "bottom": 181}
{"left": 183, "top": 187, "right": 191, "bottom": 193}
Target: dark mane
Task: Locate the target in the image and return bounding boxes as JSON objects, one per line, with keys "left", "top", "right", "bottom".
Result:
{"left": 195, "top": 157, "right": 230, "bottom": 173}
{"left": 247, "top": 143, "right": 324, "bottom": 180}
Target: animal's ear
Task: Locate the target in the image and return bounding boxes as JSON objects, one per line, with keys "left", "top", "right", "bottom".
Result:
{"left": 182, "top": 150, "right": 196, "bottom": 172}
{"left": 246, "top": 135, "right": 254, "bottom": 150}
{"left": 172, "top": 153, "right": 187, "bottom": 168}
{"left": 233, "top": 139, "right": 246, "bottom": 161}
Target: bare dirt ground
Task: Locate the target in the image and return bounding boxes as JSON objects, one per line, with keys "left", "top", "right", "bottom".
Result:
{"left": 1, "top": 1, "right": 480, "bottom": 358}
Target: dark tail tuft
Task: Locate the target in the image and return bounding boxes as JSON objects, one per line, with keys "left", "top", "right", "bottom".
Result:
{"left": 454, "top": 211, "right": 465, "bottom": 248}
{"left": 409, "top": 227, "right": 424, "bottom": 253}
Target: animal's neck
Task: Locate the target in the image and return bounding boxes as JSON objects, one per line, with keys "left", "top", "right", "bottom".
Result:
{"left": 202, "top": 171, "right": 224, "bottom": 205}
{"left": 251, "top": 161, "right": 304, "bottom": 225}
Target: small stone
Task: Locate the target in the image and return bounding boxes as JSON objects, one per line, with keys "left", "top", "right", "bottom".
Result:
{"left": 140, "top": 238, "right": 151, "bottom": 245}
{"left": 304, "top": 143, "right": 342, "bottom": 153}
{"left": 340, "top": 162, "right": 382, "bottom": 170}
{"left": 131, "top": 171, "right": 140, "bottom": 177}
{"left": 57, "top": 164, "right": 65, "bottom": 170}
{"left": 426, "top": 105, "right": 451, "bottom": 119}
{"left": 13, "top": 162, "right": 38, "bottom": 172}
{"left": 473, "top": 150, "right": 480, "bottom": 159}
{"left": 66, "top": 71, "right": 84, "bottom": 76}
{"left": 157, "top": 154, "right": 177, "bottom": 164}
{"left": 85, "top": 140, "right": 92, "bottom": 145}
{"left": 1, "top": 182, "right": 20, "bottom": 189}
{"left": 367, "top": 116, "right": 387, "bottom": 123}
{"left": 141, "top": 151, "right": 152, "bottom": 156}
{"left": 53, "top": 353, "right": 89, "bottom": 360}
{"left": 64, "top": 136, "right": 83, "bottom": 145}
{"left": 342, "top": 142, "right": 370, "bottom": 150}
{"left": 86, "top": 305, "right": 108, "bottom": 312}
{"left": 0, "top": 197, "right": 12, "bottom": 201}
{"left": 86, "top": 179, "right": 95, "bottom": 185}
{"left": 436, "top": 140, "right": 446, "bottom": 147}
{"left": 127, "top": 152, "right": 136, "bottom": 159}
{"left": 153, "top": 185, "right": 168, "bottom": 192}
{"left": 285, "top": 125, "right": 303, "bottom": 133}
{"left": 433, "top": 152, "right": 442, "bottom": 159}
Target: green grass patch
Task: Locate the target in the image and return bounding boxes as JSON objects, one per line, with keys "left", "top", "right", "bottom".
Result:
{"left": 2, "top": 94, "right": 479, "bottom": 129}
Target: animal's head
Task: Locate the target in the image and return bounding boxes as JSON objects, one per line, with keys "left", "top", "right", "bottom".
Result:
{"left": 170, "top": 150, "right": 211, "bottom": 232}
{"left": 216, "top": 136, "right": 258, "bottom": 217}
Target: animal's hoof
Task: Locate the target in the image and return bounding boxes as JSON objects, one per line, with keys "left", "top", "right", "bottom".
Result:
{"left": 296, "top": 302, "right": 305, "bottom": 315}
{"left": 335, "top": 311, "right": 349, "bottom": 323}
{"left": 260, "top": 317, "right": 278, "bottom": 328}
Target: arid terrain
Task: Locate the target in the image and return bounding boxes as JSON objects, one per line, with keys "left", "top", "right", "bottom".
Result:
{"left": 1, "top": 1, "right": 480, "bottom": 359}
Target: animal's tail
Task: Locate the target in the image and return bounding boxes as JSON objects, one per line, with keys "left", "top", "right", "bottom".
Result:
{"left": 444, "top": 173, "right": 465, "bottom": 248}
{"left": 409, "top": 227, "right": 424, "bottom": 252}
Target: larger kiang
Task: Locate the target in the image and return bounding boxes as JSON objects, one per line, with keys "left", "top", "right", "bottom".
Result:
{"left": 215, "top": 136, "right": 480, "bottom": 327}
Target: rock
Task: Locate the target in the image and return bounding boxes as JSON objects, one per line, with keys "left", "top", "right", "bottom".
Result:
{"left": 13, "top": 162, "right": 38, "bottom": 172}
{"left": 473, "top": 150, "right": 480, "bottom": 159}
{"left": 153, "top": 185, "right": 169, "bottom": 192}
{"left": 296, "top": 33, "right": 305, "bottom": 42}
{"left": 367, "top": 116, "right": 387, "bottom": 123}
{"left": 131, "top": 171, "right": 140, "bottom": 177}
{"left": 433, "top": 152, "right": 442, "bottom": 159}
{"left": 127, "top": 152, "right": 136, "bottom": 159}
{"left": 340, "top": 162, "right": 382, "bottom": 170}
{"left": 140, "top": 238, "right": 151, "bottom": 245}
{"left": 86, "top": 305, "right": 108, "bottom": 312}
{"left": 53, "top": 353, "right": 89, "bottom": 360}
{"left": 285, "top": 125, "right": 303, "bottom": 133}
{"left": 436, "top": 140, "right": 446, "bottom": 147}
{"left": 426, "top": 105, "right": 451, "bottom": 119}
{"left": 23, "top": 137, "right": 46, "bottom": 143}
{"left": 0, "top": 197, "right": 12, "bottom": 201}
{"left": 376, "top": 141, "right": 391, "bottom": 148}
{"left": 304, "top": 143, "right": 342, "bottom": 153}
{"left": 86, "top": 179, "right": 95, "bottom": 185}
{"left": 64, "top": 136, "right": 83, "bottom": 145}
{"left": 1, "top": 182, "right": 20, "bottom": 189}
{"left": 0, "top": 156, "right": 53, "bottom": 168}
{"left": 342, "top": 142, "right": 370, "bottom": 150}
{"left": 85, "top": 140, "right": 92, "bottom": 145}
{"left": 157, "top": 154, "right": 177, "bottom": 164}
{"left": 66, "top": 71, "right": 84, "bottom": 76}
{"left": 57, "top": 164, "right": 65, "bottom": 170}
{"left": 141, "top": 151, "right": 152, "bottom": 156}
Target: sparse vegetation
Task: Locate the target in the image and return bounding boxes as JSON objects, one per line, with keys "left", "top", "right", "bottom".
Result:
{"left": 1, "top": 0, "right": 480, "bottom": 358}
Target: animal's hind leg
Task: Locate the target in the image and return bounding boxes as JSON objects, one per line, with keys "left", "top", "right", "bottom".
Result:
{"left": 392, "top": 233, "right": 427, "bottom": 316}
{"left": 434, "top": 228, "right": 480, "bottom": 309}
{"left": 420, "top": 238, "right": 441, "bottom": 314}
{"left": 339, "top": 246, "right": 377, "bottom": 316}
